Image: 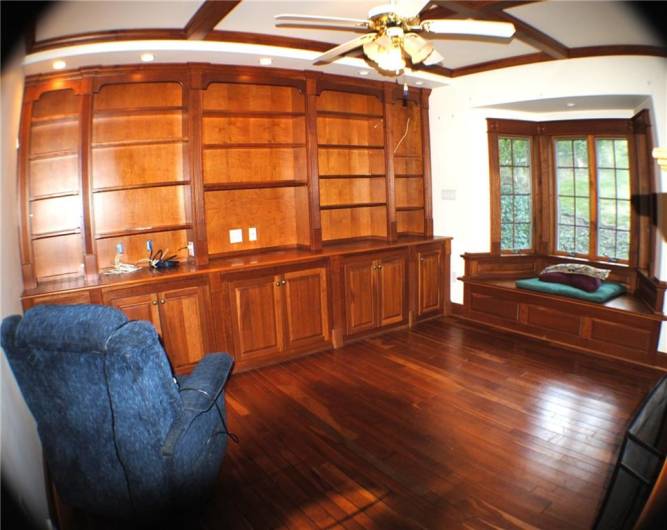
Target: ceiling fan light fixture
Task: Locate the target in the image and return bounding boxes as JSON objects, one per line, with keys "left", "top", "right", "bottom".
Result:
{"left": 402, "top": 33, "right": 433, "bottom": 64}
{"left": 422, "top": 19, "right": 515, "bottom": 38}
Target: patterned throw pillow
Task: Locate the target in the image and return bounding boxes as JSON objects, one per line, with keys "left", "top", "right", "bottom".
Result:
{"left": 539, "top": 271, "right": 602, "bottom": 292}
{"left": 541, "top": 263, "right": 611, "bottom": 280}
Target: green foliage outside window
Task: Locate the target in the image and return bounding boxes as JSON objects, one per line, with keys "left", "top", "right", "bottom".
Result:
{"left": 498, "top": 137, "right": 531, "bottom": 251}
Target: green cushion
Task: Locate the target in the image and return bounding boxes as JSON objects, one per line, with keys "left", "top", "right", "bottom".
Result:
{"left": 515, "top": 277, "right": 626, "bottom": 303}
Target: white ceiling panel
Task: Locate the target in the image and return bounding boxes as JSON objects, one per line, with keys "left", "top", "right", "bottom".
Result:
{"left": 508, "top": 0, "right": 663, "bottom": 48}
{"left": 433, "top": 38, "right": 538, "bottom": 69}
{"left": 36, "top": 0, "right": 204, "bottom": 42}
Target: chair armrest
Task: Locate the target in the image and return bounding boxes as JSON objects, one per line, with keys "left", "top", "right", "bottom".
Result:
{"left": 161, "top": 352, "right": 234, "bottom": 457}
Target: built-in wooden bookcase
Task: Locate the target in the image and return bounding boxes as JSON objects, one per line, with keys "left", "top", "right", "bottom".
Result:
{"left": 91, "top": 81, "right": 191, "bottom": 268}
{"left": 317, "top": 90, "right": 388, "bottom": 243}
{"left": 27, "top": 89, "right": 85, "bottom": 283}
{"left": 392, "top": 98, "right": 425, "bottom": 236}
{"left": 201, "top": 82, "right": 311, "bottom": 255}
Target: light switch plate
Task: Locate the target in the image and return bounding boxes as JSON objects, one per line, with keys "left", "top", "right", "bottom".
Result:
{"left": 248, "top": 227, "right": 257, "bottom": 241}
{"left": 187, "top": 241, "right": 195, "bottom": 256}
{"left": 229, "top": 228, "right": 243, "bottom": 244}
{"left": 441, "top": 189, "right": 456, "bottom": 200}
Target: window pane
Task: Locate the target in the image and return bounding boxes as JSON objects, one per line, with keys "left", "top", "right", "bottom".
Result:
{"left": 598, "top": 169, "right": 615, "bottom": 198}
{"left": 499, "top": 138, "right": 512, "bottom": 166}
{"left": 617, "top": 200, "right": 630, "bottom": 230}
{"left": 501, "top": 224, "right": 513, "bottom": 250}
{"left": 500, "top": 166, "right": 512, "bottom": 194}
{"left": 616, "top": 169, "right": 630, "bottom": 199}
{"left": 559, "top": 196, "right": 574, "bottom": 224}
{"left": 599, "top": 199, "right": 616, "bottom": 227}
{"left": 575, "top": 227, "right": 590, "bottom": 254}
{"left": 498, "top": 136, "right": 532, "bottom": 252}
{"left": 617, "top": 231, "right": 630, "bottom": 259}
{"left": 558, "top": 225, "right": 575, "bottom": 252}
{"left": 514, "top": 196, "right": 531, "bottom": 223}
{"left": 557, "top": 141, "right": 573, "bottom": 167}
{"left": 558, "top": 168, "right": 574, "bottom": 195}
{"left": 598, "top": 228, "right": 616, "bottom": 257}
{"left": 615, "top": 140, "right": 629, "bottom": 169}
{"left": 596, "top": 139, "right": 614, "bottom": 168}
{"left": 513, "top": 139, "right": 529, "bottom": 166}
{"left": 576, "top": 198, "right": 590, "bottom": 226}
{"left": 574, "top": 139, "right": 588, "bottom": 168}
{"left": 514, "top": 167, "right": 530, "bottom": 192}
{"left": 575, "top": 169, "right": 589, "bottom": 196}
{"left": 515, "top": 223, "right": 531, "bottom": 249}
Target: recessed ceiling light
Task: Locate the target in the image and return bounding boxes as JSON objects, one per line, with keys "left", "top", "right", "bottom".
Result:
{"left": 52, "top": 60, "right": 66, "bottom": 70}
{"left": 259, "top": 57, "right": 272, "bottom": 66}
{"left": 567, "top": 102, "right": 576, "bottom": 107}
{"left": 140, "top": 53, "right": 155, "bottom": 62}
{"left": 359, "top": 70, "right": 369, "bottom": 76}
{"left": 416, "top": 80, "right": 424, "bottom": 86}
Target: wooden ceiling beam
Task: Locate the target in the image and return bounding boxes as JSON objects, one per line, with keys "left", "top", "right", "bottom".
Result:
{"left": 434, "top": 0, "right": 569, "bottom": 59}
{"left": 185, "top": 0, "right": 242, "bottom": 40}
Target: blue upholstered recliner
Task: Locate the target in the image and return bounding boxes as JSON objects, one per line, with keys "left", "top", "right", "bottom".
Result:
{"left": 1, "top": 304, "right": 234, "bottom": 521}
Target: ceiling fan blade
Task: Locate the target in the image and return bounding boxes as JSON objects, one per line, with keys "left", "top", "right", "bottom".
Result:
{"left": 403, "top": 33, "right": 434, "bottom": 64}
{"left": 421, "top": 19, "right": 516, "bottom": 38}
{"left": 395, "top": 0, "right": 431, "bottom": 19}
{"left": 422, "top": 49, "right": 444, "bottom": 66}
{"left": 313, "top": 34, "right": 376, "bottom": 65}
{"left": 275, "top": 14, "right": 369, "bottom": 27}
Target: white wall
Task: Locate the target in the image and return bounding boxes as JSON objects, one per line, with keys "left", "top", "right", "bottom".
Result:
{"left": 1, "top": 51, "right": 50, "bottom": 527}
{"left": 429, "top": 55, "right": 667, "bottom": 303}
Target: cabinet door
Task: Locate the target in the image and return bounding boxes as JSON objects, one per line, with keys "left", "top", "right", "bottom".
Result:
{"left": 377, "top": 255, "right": 407, "bottom": 327}
{"left": 417, "top": 246, "right": 443, "bottom": 318}
{"left": 228, "top": 274, "right": 283, "bottom": 364}
{"left": 158, "top": 286, "right": 210, "bottom": 374}
{"left": 344, "top": 258, "right": 376, "bottom": 336}
{"left": 110, "top": 292, "right": 162, "bottom": 334}
{"left": 283, "top": 267, "right": 330, "bottom": 351}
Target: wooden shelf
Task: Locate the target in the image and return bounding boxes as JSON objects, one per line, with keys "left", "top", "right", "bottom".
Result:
{"left": 320, "top": 202, "right": 386, "bottom": 210}
{"left": 93, "top": 180, "right": 190, "bottom": 193}
{"left": 93, "top": 106, "right": 185, "bottom": 117}
{"left": 318, "top": 144, "right": 384, "bottom": 150}
{"left": 396, "top": 206, "right": 424, "bottom": 211}
{"left": 29, "top": 149, "right": 78, "bottom": 162}
{"left": 92, "top": 138, "right": 188, "bottom": 149}
{"left": 203, "top": 142, "right": 306, "bottom": 149}
{"left": 395, "top": 174, "right": 423, "bottom": 178}
{"left": 203, "top": 110, "right": 305, "bottom": 118}
{"left": 32, "top": 228, "right": 80, "bottom": 240}
{"left": 394, "top": 154, "right": 422, "bottom": 159}
{"left": 95, "top": 223, "right": 192, "bottom": 240}
{"left": 31, "top": 115, "right": 79, "bottom": 127}
{"left": 317, "top": 111, "right": 384, "bottom": 120}
{"left": 318, "top": 174, "right": 385, "bottom": 180}
{"left": 30, "top": 190, "right": 79, "bottom": 202}
{"left": 204, "top": 180, "right": 307, "bottom": 191}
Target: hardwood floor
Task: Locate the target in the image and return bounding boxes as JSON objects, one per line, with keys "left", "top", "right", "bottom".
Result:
{"left": 200, "top": 318, "right": 660, "bottom": 530}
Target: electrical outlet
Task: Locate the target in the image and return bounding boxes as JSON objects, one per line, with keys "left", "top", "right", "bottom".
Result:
{"left": 187, "top": 241, "right": 195, "bottom": 256}
{"left": 229, "top": 228, "right": 243, "bottom": 244}
{"left": 248, "top": 227, "right": 257, "bottom": 241}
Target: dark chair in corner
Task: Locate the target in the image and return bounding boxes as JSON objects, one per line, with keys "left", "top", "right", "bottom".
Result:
{"left": 1, "top": 304, "right": 234, "bottom": 523}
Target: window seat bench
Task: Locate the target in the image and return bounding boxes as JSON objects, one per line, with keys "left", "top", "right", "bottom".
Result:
{"left": 458, "top": 254, "right": 667, "bottom": 372}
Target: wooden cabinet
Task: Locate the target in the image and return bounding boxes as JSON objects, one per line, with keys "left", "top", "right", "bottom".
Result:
{"left": 343, "top": 251, "right": 407, "bottom": 337}
{"left": 416, "top": 243, "right": 445, "bottom": 319}
{"left": 104, "top": 279, "right": 211, "bottom": 374}
{"left": 225, "top": 265, "right": 330, "bottom": 370}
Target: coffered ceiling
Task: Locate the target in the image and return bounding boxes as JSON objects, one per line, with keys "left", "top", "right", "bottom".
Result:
{"left": 23, "top": 1, "right": 665, "bottom": 86}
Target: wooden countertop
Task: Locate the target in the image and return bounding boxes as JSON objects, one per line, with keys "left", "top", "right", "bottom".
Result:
{"left": 23, "top": 236, "right": 451, "bottom": 299}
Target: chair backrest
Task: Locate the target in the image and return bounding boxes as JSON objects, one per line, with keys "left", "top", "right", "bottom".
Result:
{"left": 1, "top": 304, "right": 183, "bottom": 518}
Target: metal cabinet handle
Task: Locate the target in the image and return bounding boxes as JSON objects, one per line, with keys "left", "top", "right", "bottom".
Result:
{"left": 276, "top": 281, "right": 281, "bottom": 286}
{"left": 420, "top": 257, "right": 425, "bottom": 262}
{"left": 159, "top": 299, "right": 166, "bottom": 304}
{"left": 281, "top": 279, "right": 287, "bottom": 285}
{"left": 151, "top": 300, "right": 158, "bottom": 305}
{"left": 377, "top": 264, "right": 383, "bottom": 269}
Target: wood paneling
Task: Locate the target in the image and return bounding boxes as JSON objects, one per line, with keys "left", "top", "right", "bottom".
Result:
{"left": 344, "top": 259, "right": 376, "bottom": 335}
{"left": 378, "top": 255, "right": 406, "bottom": 327}
{"left": 203, "top": 115, "right": 305, "bottom": 144}
{"left": 318, "top": 147, "right": 385, "bottom": 176}
{"left": 396, "top": 177, "right": 424, "bottom": 207}
{"left": 203, "top": 146, "right": 306, "bottom": 184}
{"left": 316, "top": 117, "right": 384, "bottom": 147}
{"left": 202, "top": 83, "right": 304, "bottom": 113}
{"left": 205, "top": 187, "right": 308, "bottom": 254}
{"left": 321, "top": 206, "right": 387, "bottom": 242}
{"left": 93, "top": 186, "right": 187, "bottom": 235}
{"left": 93, "top": 114, "right": 183, "bottom": 144}
{"left": 397, "top": 209, "right": 425, "bottom": 235}
{"left": 283, "top": 267, "right": 330, "bottom": 351}
{"left": 93, "top": 82, "right": 181, "bottom": 110}
{"left": 525, "top": 304, "right": 581, "bottom": 335}
{"left": 110, "top": 292, "right": 162, "bottom": 332}
{"left": 316, "top": 90, "right": 383, "bottom": 115}
{"left": 30, "top": 196, "right": 81, "bottom": 236}
{"left": 30, "top": 121, "right": 79, "bottom": 156}
{"left": 32, "top": 234, "right": 84, "bottom": 281}
{"left": 95, "top": 229, "right": 188, "bottom": 269}
{"left": 319, "top": 178, "right": 386, "bottom": 207}
{"left": 417, "top": 245, "right": 442, "bottom": 317}
{"left": 29, "top": 155, "right": 79, "bottom": 198}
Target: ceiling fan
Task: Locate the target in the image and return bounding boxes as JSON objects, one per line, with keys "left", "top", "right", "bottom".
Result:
{"left": 275, "top": 0, "right": 516, "bottom": 74}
